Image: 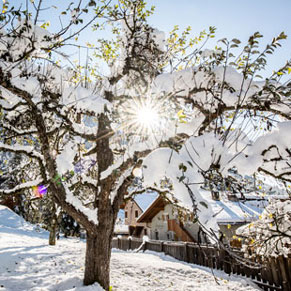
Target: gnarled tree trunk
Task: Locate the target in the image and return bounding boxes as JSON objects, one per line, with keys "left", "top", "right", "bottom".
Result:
{"left": 83, "top": 202, "right": 115, "bottom": 290}
{"left": 84, "top": 231, "right": 112, "bottom": 289}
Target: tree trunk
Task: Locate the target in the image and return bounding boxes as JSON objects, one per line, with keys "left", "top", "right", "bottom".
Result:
{"left": 84, "top": 230, "right": 112, "bottom": 290}
{"left": 49, "top": 226, "right": 56, "bottom": 245}
{"left": 49, "top": 216, "right": 57, "bottom": 245}
{"left": 48, "top": 207, "right": 57, "bottom": 246}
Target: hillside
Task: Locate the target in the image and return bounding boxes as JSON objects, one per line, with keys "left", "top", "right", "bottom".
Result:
{"left": 0, "top": 206, "right": 260, "bottom": 291}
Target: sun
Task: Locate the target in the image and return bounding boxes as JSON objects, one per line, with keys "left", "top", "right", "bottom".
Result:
{"left": 135, "top": 104, "right": 160, "bottom": 131}
{"left": 118, "top": 96, "right": 167, "bottom": 137}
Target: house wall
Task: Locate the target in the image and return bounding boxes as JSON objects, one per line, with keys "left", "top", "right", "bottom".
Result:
{"left": 124, "top": 200, "right": 149, "bottom": 237}
{"left": 150, "top": 204, "right": 175, "bottom": 240}
{"left": 124, "top": 200, "right": 143, "bottom": 226}
{"left": 149, "top": 204, "right": 208, "bottom": 243}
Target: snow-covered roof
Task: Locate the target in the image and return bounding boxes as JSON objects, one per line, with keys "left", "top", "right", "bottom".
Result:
{"left": 114, "top": 224, "right": 129, "bottom": 234}
{"left": 136, "top": 189, "right": 270, "bottom": 225}
{"left": 201, "top": 190, "right": 267, "bottom": 224}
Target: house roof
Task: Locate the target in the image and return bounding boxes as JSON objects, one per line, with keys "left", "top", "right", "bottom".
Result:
{"left": 137, "top": 189, "right": 269, "bottom": 225}
{"left": 201, "top": 189, "right": 266, "bottom": 224}
{"left": 136, "top": 196, "right": 168, "bottom": 223}
{"left": 114, "top": 223, "right": 129, "bottom": 234}
{"left": 118, "top": 191, "right": 159, "bottom": 223}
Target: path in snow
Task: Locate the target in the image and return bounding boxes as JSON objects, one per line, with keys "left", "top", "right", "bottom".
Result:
{"left": 0, "top": 206, "right": 260, "bottom": 291}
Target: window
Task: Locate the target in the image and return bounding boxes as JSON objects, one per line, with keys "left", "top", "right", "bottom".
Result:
{"left": 125, "top": 211, "right": 128, "bottom": 219}
{"left": 135, "top": 210, "right": 138, "bottom": 218}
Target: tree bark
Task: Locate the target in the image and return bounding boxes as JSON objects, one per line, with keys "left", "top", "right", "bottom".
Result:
{"left": 84, "top": 229, "right": 112, "bottom": 290}
{"left": 84, "top": 192, "right": 116, "bottom": 291}
{"left": 49, "top": 226, "right": 56, "bottom": 245}
{"left": 48, "top": 201, "right": 57, "bottom": 246}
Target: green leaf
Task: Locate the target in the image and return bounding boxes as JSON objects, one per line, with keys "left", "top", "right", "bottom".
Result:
{"left": 89, "top": 1, "right": 96, "bottom": 6}
{"left": 179, "top": 163, "right": 187, "bottom": 172}
{"left": 232, "top": 38, "right": 241, "bottom": 44}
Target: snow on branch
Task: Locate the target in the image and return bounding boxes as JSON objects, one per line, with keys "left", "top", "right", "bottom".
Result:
{"left": 0, "top": 178, "right": 43, "bottom": 195}
{"left": 237, "top": 199, "right": 291, "bottom": 258}
{"left": 64, "top": 183, "right": 98, "bottom": 225}
{"left": 1, "top": 122, "right": 37, "bottom": 137}
{"left": 231, "top": 121, "right": 291, "bottom": 180}
{"left": 0, "top": 142, "right": 44, "bottom": 161}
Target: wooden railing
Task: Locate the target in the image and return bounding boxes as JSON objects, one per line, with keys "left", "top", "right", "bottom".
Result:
{"left": 112, "top": 237, "right": 291, "bottom": 291}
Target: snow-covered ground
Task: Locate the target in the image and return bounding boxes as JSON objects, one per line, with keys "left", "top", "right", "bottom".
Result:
{"left": 0, "top": 206, "right": 260, "bottom": 291}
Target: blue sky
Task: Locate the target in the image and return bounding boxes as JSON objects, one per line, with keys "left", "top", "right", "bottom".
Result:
{"left": 147, "top": 0, "right": 291, "bottom": 76}
{"left": 6, "top": 0, "right": 291, "bottom": 76}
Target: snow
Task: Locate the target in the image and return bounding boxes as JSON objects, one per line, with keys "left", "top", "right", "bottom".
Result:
{"left": 0, "top": 206, "right": 260, "bottom": 291}
{"left": 64, "top": 184, "right": 98, "bottom": 225}
{"left": 0, "top": 143, "right": 44, "bottom": 162}
{"left": 62, "top": 86, "right": 111, "bottom": 116}
{"left": 194, "top": 189, "right": 265, "bottom": 224}
{"left": 0, "top": 205, "right": 36, "bottom": 231}
{"left": 0, "top": 20, "right": 55, "bottom": 61}
{"left": 114, "top": 223, "right": 129, "bottom": 234}
{"left": 56, "top": 140, "right": 76, "bottom": 175}
{"left": 236, "top": 199, "right": 291, "bottom": 257}
{"left": 142, "top": 120, "right": 289, "bottom": 236}
{"left": 0, "top": 179, "right": 43, "bottom": 195}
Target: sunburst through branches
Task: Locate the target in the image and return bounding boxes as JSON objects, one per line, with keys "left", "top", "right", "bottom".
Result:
{"left": 119, "top": 96, "right": 170, "bottom": 138}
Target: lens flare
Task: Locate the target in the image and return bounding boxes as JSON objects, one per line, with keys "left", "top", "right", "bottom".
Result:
{"left": 32, "top": 185, "right": 47, "bottom": 197}
{"left": 119, "top": 96, "right": 168, "bottom": 137}
{"left": 136, "top": 104, "right": 160, "bottom": 131}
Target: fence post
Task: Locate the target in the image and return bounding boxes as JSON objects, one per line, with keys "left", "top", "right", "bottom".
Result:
{"left": 117, "top": 237, "right": 120, "bottom": 249}
{"left": 161, "top": 241, "right": 164, "bottom": 253}
{"left": 185, "top": 243, "right": 189, "bottom": 263}
{"left": 128, "top": 237, "right": 132, "bottom": 250}
{"left": 143, "top": 241, "right": 147, "bottom": 252}
{"left": 278, "top": 255, "right": 291, "bottom": 291}
{"left": 269, "top": 256, "right": 280, "bottom": 288}
{"left": 222, "top": 249, "right": 231, "bottom": 274}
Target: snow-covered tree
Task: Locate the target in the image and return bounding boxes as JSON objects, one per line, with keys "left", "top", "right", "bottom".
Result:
{"left": 0, "top": 0, "right": 291, "bottom": 289}
{"left": 237, "top": 198, "right": 291, "bottom": 258}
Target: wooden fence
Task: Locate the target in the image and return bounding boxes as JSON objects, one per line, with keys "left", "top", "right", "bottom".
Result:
{"left": 112, "top": 237, "right": 291, "bottom": 291}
